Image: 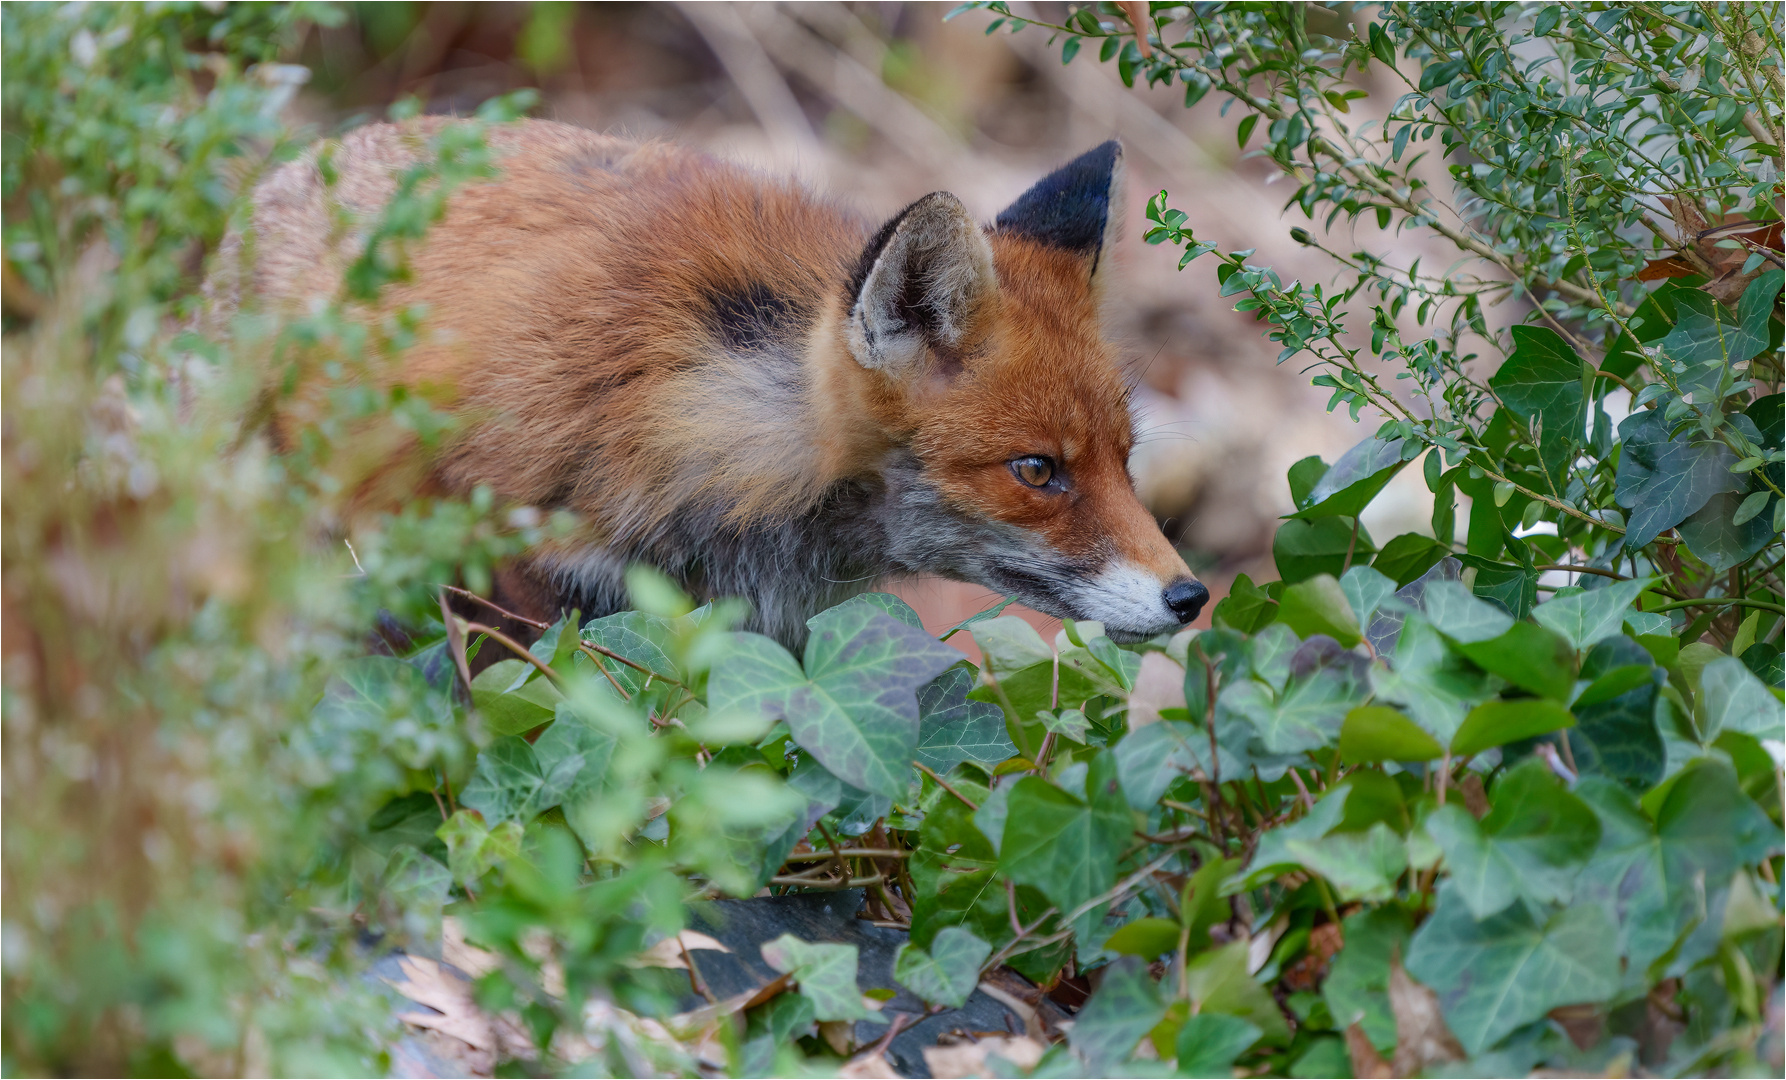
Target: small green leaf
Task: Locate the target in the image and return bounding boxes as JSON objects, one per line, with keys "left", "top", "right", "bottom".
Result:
{"left": 1291, "top": 434, "right": 1412, "bottom": 520}
{"left": 1450, "top": 698, "right": 1575, "bottom": 757}
{"left": 1371, "top": 532, "right": 1450, "bottom": 587}
{"left": 1274, "top": 516, "right": 1377, "bottom": 583}
{"left": 1696, "top": 656, "right": 1779, "bottom": 741}
{"left": 1340, "top": 705, "right": 1444, "bottom": 762}
{"left": 1531, "top": 577, "right": 1656, "bottom": 651}
{"left": 1213, "top": 572, "right": 1279, "bottom": 632}
{"left": 1571, "top": 664, "right": 1653, "bottom": 709}
{"left": 1423, "top": 579, "right": 1515, "bottom": 643}
{"left": 1177, "top": 1013, "right": 1263, "bottom": 1077}
{"left": 1070, "top": 956, "right": 1168, "bottom": 1070}
{"left": 760, "top": 935, "right": 873, "bottom": 1022}
{"left": 1237, "top": 114, "right": 1259, "bottom": 148}
{"left": 1276, "top": 573, "right": 1362, "bottom": 646}
{"left": 1453, "top": 622, "right": 1576, "bottom": 700}
{"left": 916, "top": 666, "right": 1017, "bottom": 774}
{"left": 892, "top": 925, "right": 990, "bottom": 1008}
{"left": 1104, "top": 917, "right": 1183, "bottom": 959}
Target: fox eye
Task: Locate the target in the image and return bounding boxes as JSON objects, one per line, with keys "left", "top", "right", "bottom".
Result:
{"left": 1010, "top": 456, "right": 1056, "bottom": 488}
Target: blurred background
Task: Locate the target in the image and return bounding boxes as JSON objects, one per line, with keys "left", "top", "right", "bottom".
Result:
{"left": 288, "top": 0, "right": 1443, "bottom": 645}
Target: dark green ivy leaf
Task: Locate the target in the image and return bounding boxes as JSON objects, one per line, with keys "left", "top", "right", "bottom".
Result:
{"left": 1488, "top": 326, "right": 1587, "bottom": 488}
{"left": 1614, "top": 408, "right": 1741, "bottom": 550}
{"left": 1405, "top": 883, "right": 1620, "bottom": 1056}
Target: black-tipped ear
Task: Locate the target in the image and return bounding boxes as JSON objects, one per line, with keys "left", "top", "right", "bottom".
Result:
{"left": 847, "top": 192, "right": 996, "bottom": 380}
{"left": 994, "top": 140, "right": 1123, "bottom": 266}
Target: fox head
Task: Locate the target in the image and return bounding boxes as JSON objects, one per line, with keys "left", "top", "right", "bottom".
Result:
{"left": 837, "top": 142, "right": 1208, "bottom": 641}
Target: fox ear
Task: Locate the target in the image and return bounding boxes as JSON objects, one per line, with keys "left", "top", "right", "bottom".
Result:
{"left": 994, "top": 140, "right": 1124, "bottom": 280}
{"left": 847, "top": 192, "right": 996, "bottom": 379}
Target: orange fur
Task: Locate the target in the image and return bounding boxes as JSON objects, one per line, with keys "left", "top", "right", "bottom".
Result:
{"left": 236, "top": 119, "right": 1197, "bottom": 634}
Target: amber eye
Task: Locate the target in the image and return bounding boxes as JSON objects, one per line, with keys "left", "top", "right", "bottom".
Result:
{"left": 1010, "top": 455, "right": 1056, "bottom": 488}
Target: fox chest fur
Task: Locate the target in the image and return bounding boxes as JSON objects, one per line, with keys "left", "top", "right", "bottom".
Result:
{"left": 240, "top": 118, "right": 1207, "bottom": 645}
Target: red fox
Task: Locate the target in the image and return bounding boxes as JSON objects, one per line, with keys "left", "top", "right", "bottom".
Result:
{"left": 236, "top": 119, "right": 1208, "bottom": 645}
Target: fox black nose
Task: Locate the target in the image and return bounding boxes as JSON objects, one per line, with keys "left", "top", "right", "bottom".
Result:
{"left": 1164, "top": 580, "right": 1210, "bottom": 623}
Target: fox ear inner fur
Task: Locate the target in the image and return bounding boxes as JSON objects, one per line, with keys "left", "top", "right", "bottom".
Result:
{"left": 846, "top": 191, "right": 996, "bottom": 379}
{"left": 994, "top": 139, "right": 1124, "bottom": 277}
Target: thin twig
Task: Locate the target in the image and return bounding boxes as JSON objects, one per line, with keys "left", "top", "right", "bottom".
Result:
{"left": 462, "top": 621, "right": 560, "bottom": 684}
{"left": 439, "top": 583, "right": 550, "bottom": 630}
{"left": 914, "top": 761, "right": 979, "bottom": 811}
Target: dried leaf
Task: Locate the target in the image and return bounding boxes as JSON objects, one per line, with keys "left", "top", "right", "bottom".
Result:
{"left": 626, "top": 929, "right": 732, "bottom": 970}
{"left": 838, "top": 1051, "right": 903, "bottom": 1078}
{"left": 1388, "top": 955, "right": 1465, "bottom": 1077}
{"left": 1345, "top": 1021, "right": 1392, "bottom": 1079}
{"left": 442, "top": 916, "right": 501, "bottom": 979}
{"left": 387, "top": 956, "right": 536, "bottom": 1061}
{"left": 923, "top": 1036, "right": 1049, "bottom": 1078}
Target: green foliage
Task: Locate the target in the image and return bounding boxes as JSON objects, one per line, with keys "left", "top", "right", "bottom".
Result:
{"left": 5, "top": 2, "right": 1781, "bottom": 1076}
{"left": 924, "top": 1, "right": 1782, "bottom": 1073}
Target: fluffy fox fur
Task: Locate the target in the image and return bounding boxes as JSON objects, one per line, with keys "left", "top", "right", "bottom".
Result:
{"left": 235, "top": 118, "right": 1207, "bottom": 645}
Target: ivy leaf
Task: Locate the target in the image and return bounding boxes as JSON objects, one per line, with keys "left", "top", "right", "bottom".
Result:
{"left": 1422, "top": 580, "right": 1514, "bottom": 643}
{"left": 1696, "top": 656, "right": 1780, "bottom": 740}
{"left": 1340, "top": 705, "right": 1444, "bottom": 763}
{"left": 1104, "top": 917, "right": 1182, "bottom": 959}
{"left": 470, "top": 659, "right": 560, "bottom": 736}
{"left": 1176, "top": 1013, "right": 1263, "bottom": 1077}
{"left": 1212, "top": 572, "right": 1279, "bottom": 633}
{"left": 1566, "top": 637, "right": 1665, "bottom": 788}
{"left": 1244, "top": 788, "right": 1350, "bottom": 887}
{"left": 1371, "top": 617, "right": 1500, "bottom": 744}
{"left": 1531, "top": 577, "right": 1656, "bottom": 651}
{"left": 1274, "top": 516, "right": 1377, "bottom": 583}
{"left": 968, "top": 616, "right": 1056, "bottom": 729}
{"left": 1184, "top": 941, "right": 1291, "bottom": 1043}
{"left": 760, "top": 935, "right": 873, "bottom": 1023}
{"left": 1731, "top": 268, "right": 1783, "bottom": 363}
{"left": 1453, "top": 622, "right": 1576, "bottom": 700}
{"left": 1112, "top": 720, "right": 1206, "bottom": 809}
{"left": 708, "top": 604, "right": 959, "bottom": 797}
{"left": 1340, "top": 564, "right": 1398, "bottom": 625}
{"left": 1422, "top": 759, "right": 1600, "bottom": 917}
{"left": 910, "top": 777, "right": 1033, "bottom": 949}
{"left": 1677, "top": 487, "right": 1775, "bottom": 571}
{"left": 458, "top": 736, "right": 581, "bottom": 825}
{"left": 1217, "top": 660, "right": 1364, "bottom": 757}
{"left": 892, "top": 926, "right": 990, "bottom": 1009}
{"left": 1488, "top": 326, "right": 1587, "bottom": 487}
{"left": 916, "top": 665, "right": 1016, "bottom": 775}
{"left": 1405, "top": 884, "right": 1620, "bottom": 1056}
{"left": 311, "top": 656, "right": 458, "bottom": 769}
{"left": 1323, "top": 906, "right": 1414, "bottom": 1054}
{"left": 1371, "top": 532, "right": 1451, "bottom": 588}
{"left": 1277, "top": 574, "right": 1362, "bottom": 646}
{"left": 999, "top": 756, "right": 1131, "bottom": 916}
{"left": 1069, "top": 955, "right": 1168, "bottom": 1071}
{"left": 1614, "top": 409, "right": 1741, "bottom": 550}
{"left": 1291, "top": 822, "right": 1409, "bottom": 902}
{"left": 1291, "top": 434, "right": 1413, "bottom": 520}
{"left": 939, "top": 597, "right": 1016, "bottom": 640}
{"left": 1450, "top": 698, "right": 1575, "bottom": 757}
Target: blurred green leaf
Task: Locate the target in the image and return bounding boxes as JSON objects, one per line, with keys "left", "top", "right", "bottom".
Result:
{"left": 1340, "top": 705, "right": 1444, "bottom": 763}
{"left": 1450, "top": 698, "right": 1575, "bottom": 757}
{"left": 893, "top": 925, "right": 989, "bottom": 1008}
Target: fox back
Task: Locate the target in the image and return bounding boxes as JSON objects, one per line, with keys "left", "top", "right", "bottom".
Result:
{"left": 236, "top": 118, "right": 1208, "bottom": 644}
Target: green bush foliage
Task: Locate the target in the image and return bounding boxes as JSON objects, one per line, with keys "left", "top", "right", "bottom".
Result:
{"left": 3, "top": 2, "right": 1781, "bottom": 1077}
